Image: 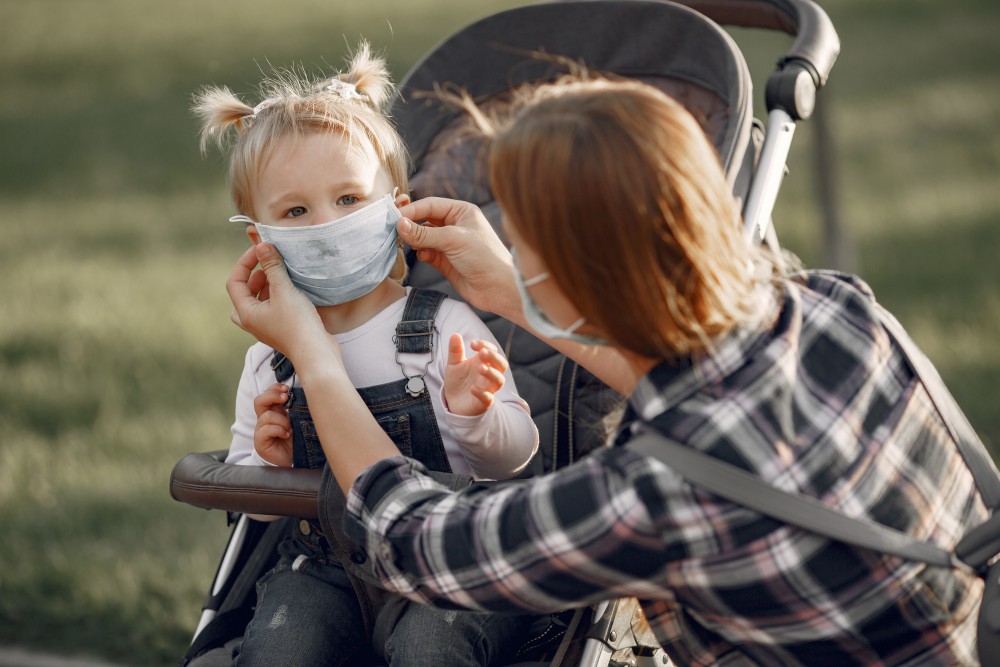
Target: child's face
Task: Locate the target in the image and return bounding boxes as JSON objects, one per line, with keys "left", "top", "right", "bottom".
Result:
{"left": 250, "top": 131, "right": 404, "bottom": 229}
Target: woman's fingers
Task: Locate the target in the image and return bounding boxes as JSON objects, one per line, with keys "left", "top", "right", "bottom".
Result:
{"left": 226, "top": 245, "right": 262, "bottom": 308}
{"left": 226, "top": 243, "right": 328, "bottom": 352}
{"left": 247, "top": 268, "right": 270, "bottom": 300}
{"left": 397, "top": 196, "right": 476, "bottom": 229}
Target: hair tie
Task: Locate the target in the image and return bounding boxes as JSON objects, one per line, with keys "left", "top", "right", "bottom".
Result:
{"left": 241, "top": 97, "right": 280, "bottom": 128}
{"left": 325, "top": 78, "right": 368, "bottom": 101}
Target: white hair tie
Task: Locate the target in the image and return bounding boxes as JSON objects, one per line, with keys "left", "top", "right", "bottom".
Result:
{"left": 241, "top": 97, "right": 280, "bottom": 127}
{"left": 325, "top": 78, "right": 368, "bottom": 101}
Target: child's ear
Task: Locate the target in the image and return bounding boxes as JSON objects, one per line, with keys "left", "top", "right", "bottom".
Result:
{"left": 394, "top": 191, "right": 411, "bottom": 208}
{"left": 245, "top": 226, "right": 262, "bottom": 245}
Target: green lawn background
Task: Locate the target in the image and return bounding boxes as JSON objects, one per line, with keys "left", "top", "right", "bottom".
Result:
{"left": 1, "top": 0, "right": 997, "bottom": 664}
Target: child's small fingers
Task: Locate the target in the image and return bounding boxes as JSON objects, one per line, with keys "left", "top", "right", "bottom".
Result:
{"left": 274, "top": 415, "right": 292, "bottom": 434}
{"left": 258, "top": 424, "right": 290, "bottom": 443}
{"left": 470, "top": 386, "right": 495, "bottom": 407}
{"left": 254, "top": 384, "right": 290, "bottom": 415}
{"left": 267, "top": 424, "right": 289, "bottom": 439}
{"left": 478, "top": 347, "right": 509, "bottom": 373}
{"left": 447, "top": 333, "right": 466, "bottom": 365}
{"left": 479, "top": 365, "right": 506, "bottom": 388}
{"left": 258, "top": 410, "right": 291, "bottom": 433}
{"left": 469, "top": 338, "right": 498, "bottom": 354}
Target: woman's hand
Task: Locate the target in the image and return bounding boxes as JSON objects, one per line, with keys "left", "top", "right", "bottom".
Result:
{"left": 397, "top": 197, "right": 636, "bottom": 395}
{"left": 226, "top": 243, "right": 331, "bottom": 362}
{"left": 397, "top": 197, "right": 521, "bottom": 323}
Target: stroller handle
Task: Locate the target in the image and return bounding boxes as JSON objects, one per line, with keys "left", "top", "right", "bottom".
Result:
{"left": 663, "top": 0, "right": 839, "bottom": 120}
{"left": 671, "top": 0, "right": 839, "bottom": 86}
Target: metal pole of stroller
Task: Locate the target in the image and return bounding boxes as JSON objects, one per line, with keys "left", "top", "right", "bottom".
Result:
{"left": 192, "top": 514, "right": 251, "bottom": 640}
{"left": 743, "top": 109, "right": 796, "bottom": 245}
{"left": 578, "top": 600, "right": 615, "bottom": 667}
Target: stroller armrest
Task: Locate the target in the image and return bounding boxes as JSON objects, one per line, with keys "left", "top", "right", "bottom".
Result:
{"left": 170, "top": 451, "right": 322, "bottom": 519}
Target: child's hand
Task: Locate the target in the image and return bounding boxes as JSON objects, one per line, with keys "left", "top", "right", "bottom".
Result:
{"left": 443, "top": 334, "right": 508, "bottom": 417}
{"left": 253, "top": 383, "right": 293, "bottom": 467}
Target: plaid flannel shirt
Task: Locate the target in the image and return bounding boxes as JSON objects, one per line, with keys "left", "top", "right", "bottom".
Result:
{"left": 345, "top": 271, "right": 987, "bottom": 666}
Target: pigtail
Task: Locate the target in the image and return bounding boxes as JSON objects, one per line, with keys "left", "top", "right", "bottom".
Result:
{"left": 336, "top": 40, "right": 394, "bottom": 111}
{"left": 192, "top": 86, "right": 255, "bottom": 154}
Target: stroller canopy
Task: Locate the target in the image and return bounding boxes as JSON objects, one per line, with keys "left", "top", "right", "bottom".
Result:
{"left": 391, "top": 0, "right": 754, "bottom": 190}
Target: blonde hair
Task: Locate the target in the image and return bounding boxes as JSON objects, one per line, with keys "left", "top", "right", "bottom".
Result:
{"left": 192, "top": 41, "right": 409, "bottom": 282}
{"left": 466, "top": 74, "right": 768, "bottom": 360}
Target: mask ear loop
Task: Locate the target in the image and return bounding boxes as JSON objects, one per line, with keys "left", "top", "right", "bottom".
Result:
{"left": 520, "top": 271, "right": 551, "bottom": 288}
{"left": 511, "top": 247, "right": 551, "bottom": 287}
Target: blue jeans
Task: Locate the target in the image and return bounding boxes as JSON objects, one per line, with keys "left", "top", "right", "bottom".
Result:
{"left": 233, "top": 541, "right": 368, "bottom": 667}
{"left": 382, "top": 602, "right": 534, "bottom": 666}
{"left": 234, "top": 534, "right": 534, "bottom": 666}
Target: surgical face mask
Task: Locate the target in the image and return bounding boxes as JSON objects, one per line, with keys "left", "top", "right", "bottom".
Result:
{"left": 231, "top": 193, "right": 401, "bottom": 307}
{"left": 511, "top": 248, "right": 607, "bottom": 346}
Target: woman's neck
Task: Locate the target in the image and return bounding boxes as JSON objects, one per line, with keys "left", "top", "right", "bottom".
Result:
{"left": 316, "top": 280, "right": 406, "bottom": 335}
{"left": 617, "top": 349, "right": 660, "bottom": 393}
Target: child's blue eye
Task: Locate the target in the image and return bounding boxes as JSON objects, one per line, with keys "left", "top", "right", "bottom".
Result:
{"left": 287, "top": 206, "right": 307, "bottom": 218}
{"left": 337, "top": 195, "right": 359, "bottom": 206}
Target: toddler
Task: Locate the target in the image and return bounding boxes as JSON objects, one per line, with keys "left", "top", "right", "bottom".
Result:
{"left": 194, "top": 43, "right": 540, "bottom": 666}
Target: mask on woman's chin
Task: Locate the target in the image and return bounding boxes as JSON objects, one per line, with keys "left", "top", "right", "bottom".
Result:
{"left": 231, "top": 194, "right": 400, "bottom": 307}
{"left": 511, "top": 248, "right": 608, "bottom": 346}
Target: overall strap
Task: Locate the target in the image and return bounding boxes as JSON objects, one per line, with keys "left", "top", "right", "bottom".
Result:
{"left": 271, "top": 350, "right": 295, "bottom": 383}
{"left": 394, "top": 288, "right": 447, "bottom": 354}
{"left": 392, "top": 287, "right": 445, "bottom": 397}
{"left": 393, "top": 288, "right": 447, "bottom": 397}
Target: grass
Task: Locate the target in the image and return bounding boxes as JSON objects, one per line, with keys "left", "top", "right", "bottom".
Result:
{"left": 1, "top": 0, "right": 998, "bottom": 664}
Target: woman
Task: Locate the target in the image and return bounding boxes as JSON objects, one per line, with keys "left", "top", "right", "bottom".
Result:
{"left": 227, "top": 75, "right": 987, "bottom": 665}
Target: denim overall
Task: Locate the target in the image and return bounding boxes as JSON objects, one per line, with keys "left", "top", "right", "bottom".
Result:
{"left": 281, "top": 288, "right": 453, "bottom": 477}
{"left": 235, "top": 289, "right": 534, "bottom": 666}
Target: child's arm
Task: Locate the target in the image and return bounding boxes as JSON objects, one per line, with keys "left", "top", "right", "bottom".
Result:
{"left": 226, "top": 345, "right": 292, "bottom": 469}
{"left": 440, "top": 308, "right": 539, "bottom": 481}
{"left": 225, "top": 347, "right": 293, "bottom": 522}
{"left": 227, "top": 346, "right": 266, "bottom": 466}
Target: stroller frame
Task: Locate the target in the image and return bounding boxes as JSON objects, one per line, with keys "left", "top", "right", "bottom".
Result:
{"left": 171, "top": 1, "right": 839, "bottom": 665}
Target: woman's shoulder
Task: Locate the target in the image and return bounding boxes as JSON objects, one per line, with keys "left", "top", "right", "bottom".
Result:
{"left": 786, "top": 270, "right": 877, "bottom": 306}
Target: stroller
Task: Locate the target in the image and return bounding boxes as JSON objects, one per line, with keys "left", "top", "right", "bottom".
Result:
{"left": 170, "top": 0, "right": 839, "bottom": 664}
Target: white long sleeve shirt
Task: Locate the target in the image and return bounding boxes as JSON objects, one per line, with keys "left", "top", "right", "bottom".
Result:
{"left": 226, "top": 288, "right": 539, "bottom": 481}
